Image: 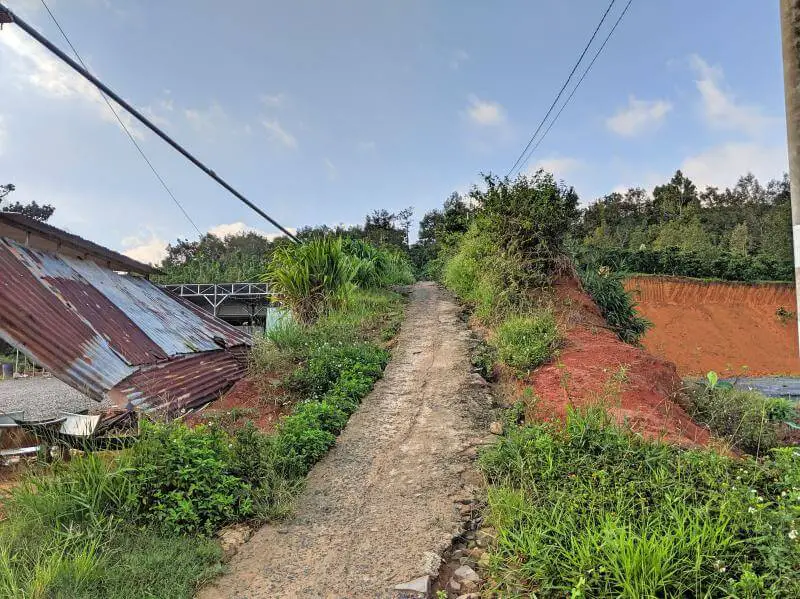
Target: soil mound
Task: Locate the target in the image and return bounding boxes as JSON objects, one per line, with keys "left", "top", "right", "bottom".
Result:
{"left": 626, "top": 276, "right": 800, "bottom": 377}
{"left": 522, "top": 278, "right": 710, "bottom": 447}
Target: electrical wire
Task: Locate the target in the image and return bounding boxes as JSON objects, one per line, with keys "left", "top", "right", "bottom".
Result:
{"left": 39, "top": 0, "right": 202, "bottom": 237}
{"left": 506, "top": 0, "right": 617, "bottom": 177}
{"left": 0, "top": 1, "right": 299, "bottom": 242}
{"left": 516, "top": 0, "right": 635, "bottom": 175}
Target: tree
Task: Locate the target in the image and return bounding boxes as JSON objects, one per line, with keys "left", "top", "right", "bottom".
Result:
{"left": 652, "top": 170, "right": 699, "bottom": 221}
{"left": 0, "top": 184, "right": 56, "bottom": 222}
{"left": 728, "top": 223, "right": 749, "bottom": 256}
{"left": 364, "top": 208, "right": 411, "bottom": 249}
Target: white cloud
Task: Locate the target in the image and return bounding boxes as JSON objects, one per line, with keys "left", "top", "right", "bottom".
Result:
{"left": 184, "top": 102, "right": 232, "bottom": 135}
{"left": 450, "top": 49, "right": 469, "bottom": 70}
{"left": 464, "top": 95, "right": 506, "bottom": 126}
{"left": 0, "top": 115, "right": 6, "bottom": 156}
{"left": 606, "top": 96, "right": 672, "bottom": 137}
{"left": 323, "top": 158, "right": 338, "bottom": 181}
{"left": 260, "top": 93, "right": 286, "bottom": 108}
{"left": 261, "top": 119, "right": 298, "bottom": 149}
{"left": 121, "top": 233, "right": 168, "bottom": 266}
{"left": 689, "top": 54, "right": 773, "bottom": 136}
{"left": 356, "top": 140, "right": 376, "bottom": 152}
{"left": 681, "top": 142, "right": 787, "bottom": 190}
{"left": 530, "top": 157, "right": 583, "bottom": 179}
{"left": 0, "top": 28, "right": 144, "bottom": 138}
{"left": 208, "top": 222, "right": 296, "bottom": 241}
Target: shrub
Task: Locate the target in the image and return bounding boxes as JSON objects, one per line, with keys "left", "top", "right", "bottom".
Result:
{"left": 286, "top": 343, "right": 388, "bottom": 398}
{"left": 579, "top": 266, "right": 651, "bottom": 344}
{"left": 128, "top": 421, "right": 252, "bottom": 535}
{"left": 577, "top": 245, "right": 793, "bottom": 282}
{"left": 264, "top": 236, "right": 356, "bottom": 324}
{"left": 492, "top": 311, "right": 561, "bottom": 374}
{"left": 478, "top": 407, "right": 800, "bottom": 597}
{"left": 683, "top": 383, "right": 797, "bottom": 455}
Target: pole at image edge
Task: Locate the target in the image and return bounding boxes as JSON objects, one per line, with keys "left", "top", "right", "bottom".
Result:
{"left": 781, "top": 0, "right": 800, "bottom": 355}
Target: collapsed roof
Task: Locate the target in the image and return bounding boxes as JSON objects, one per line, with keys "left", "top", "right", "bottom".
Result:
{"left": 0, "top": 213, "right": 251, "bottom": 412}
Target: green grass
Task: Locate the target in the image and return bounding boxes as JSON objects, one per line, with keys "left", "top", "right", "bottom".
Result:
{"left": 491, "top": 311, "right": 562, "bottom": 375}
{"left": 579, "top": 266, "right": 651, "bottom": 345}
{"left": 0, "top": 288, "right": 406, "bottom": 599}
{"left": 479, "top": 406, "right": 800, "bottom": 598}
{"left": 682, "top": 382, "right": 798, "bottom": 456}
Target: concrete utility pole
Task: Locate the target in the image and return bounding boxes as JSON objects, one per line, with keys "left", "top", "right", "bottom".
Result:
{"left": 781, "top": 0, "right": 800, "bottom": 352}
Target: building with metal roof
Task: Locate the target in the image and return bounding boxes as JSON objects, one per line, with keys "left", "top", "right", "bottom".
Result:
{"left": 0, "top": 213, "right": 251, "bottom": 412}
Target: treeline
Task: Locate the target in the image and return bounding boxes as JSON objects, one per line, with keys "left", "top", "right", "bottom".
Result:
{"left": 412, "top": 169, "right": 793, "bottom": 283}
{"left": 154, "top": 208, "right": 414, "bottom": 284}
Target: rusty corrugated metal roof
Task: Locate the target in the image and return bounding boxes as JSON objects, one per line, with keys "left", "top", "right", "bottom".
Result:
{"left": 0, "top": 234, "right": 251, "bottom": 412}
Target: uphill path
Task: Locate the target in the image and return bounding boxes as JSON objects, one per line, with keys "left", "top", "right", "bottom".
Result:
{"left": 198, "top": 281, "right": 493, "bottom": 599}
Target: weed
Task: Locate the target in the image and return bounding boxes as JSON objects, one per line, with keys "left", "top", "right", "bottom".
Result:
{"left": 683, "top": 382, "right": 798, "bottom": 455}
{"left": 471, "top": 338, "right": 497, "bottom": 381}
{"left": 776, "top": 305, "right": 796, "bottom": 324}
{"left": 492, "top": 311, "right": 562, "bottom": 374}
{"left": 479, "top": 406, "right": 800, "bottom": 597}
{"left": 579, "top": 266, "right": 651, "bottom": 344}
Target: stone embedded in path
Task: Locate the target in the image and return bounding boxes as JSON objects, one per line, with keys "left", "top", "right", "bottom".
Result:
{"left": 489, "top": 421, "right": 504, "bottom": 435}
{"left": 453, "top": 564, "right": 481, "bottom": 583}
{"left": 392, "top": 575, "right": 430, "bottom": 596}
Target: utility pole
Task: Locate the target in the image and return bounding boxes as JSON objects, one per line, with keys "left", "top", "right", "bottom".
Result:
{"left": 781, "top": 0, "right": 800, "bottom": 352}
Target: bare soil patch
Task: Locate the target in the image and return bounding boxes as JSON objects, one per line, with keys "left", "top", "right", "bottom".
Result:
{"left": 521, "top": 278, "right": 711, "bottom": 447}
{"left": 626, "top": 276, "right": 800, "bottom": 376}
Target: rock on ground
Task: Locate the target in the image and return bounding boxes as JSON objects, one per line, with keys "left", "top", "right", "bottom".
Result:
{"left": 198, "top": 282, "right": 491, "bottom": 599}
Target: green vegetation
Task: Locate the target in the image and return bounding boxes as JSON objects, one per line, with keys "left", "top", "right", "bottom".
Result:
{"left": 491, "top": 311, "right": 562, "bottom": 374}
{"left": 682, "top": 376, "right": 798, "bottom": 456}
{"left": 479, "top": 406, "right": 800, "bottom": 598}
{"left": 0, "top": 263, "right": 405, "bottom": 597}
{"left": 579, "top": 266, "right": 651, "bottom": 344}
{"left": 578, "top": 245, "right": 793, "bottom": 283}
{"left": 443, "top": 171, "right": 577, "bottom": 327}
{"left": 576, "top": 170, "right": 792, "bottom": 281}
{"left": 265, "top": 236, "right": 412, "bottom": 325}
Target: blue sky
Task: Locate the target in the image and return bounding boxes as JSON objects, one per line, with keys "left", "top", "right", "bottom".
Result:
{"left": 0, "top": 0, "right": 789, "bottom": 263}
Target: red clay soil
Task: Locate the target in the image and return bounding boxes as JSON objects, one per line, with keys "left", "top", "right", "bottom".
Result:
{"left": 626, "top": 276, "right": 800, "bottom": 377}
{"left": 186, "top": 376, "right": 290, "bottom": 432}
{"left": 520, "top": 278, "right": 711, "bottom": 447}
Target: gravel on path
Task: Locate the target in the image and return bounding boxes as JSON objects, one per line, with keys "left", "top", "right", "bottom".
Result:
{"left": 198, "top": 281, "right": 493, "bottom": 599}
{"left": 0, "top": 376, "right": 97, "bottom": 420}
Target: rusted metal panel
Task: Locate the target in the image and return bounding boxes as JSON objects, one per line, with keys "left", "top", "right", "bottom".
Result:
{"left": 0, "top": 240, "right": 136, "bottom": 400}
{"left": 0, "top": 235, "right": 251, "bottom": 412}
{"left": 110, "top": 347, "right": 248, "bottom": 412}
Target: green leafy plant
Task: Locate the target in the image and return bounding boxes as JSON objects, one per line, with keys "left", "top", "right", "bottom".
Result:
{"left": 492, "top": 311, "right": 562, "bottom": 374}
{"left": 478, "top": 406, "right": 800, "bottom": 597}
{"left": 579, "top": 266, "right": 651, "bottom": 344}
{"left": 264, "top": 236, "right": 356, "bottom": 324}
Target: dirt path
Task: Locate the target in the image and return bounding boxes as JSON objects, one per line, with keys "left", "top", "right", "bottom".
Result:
{"left": 199, "top": 282, "right": 492, "bottom": 599}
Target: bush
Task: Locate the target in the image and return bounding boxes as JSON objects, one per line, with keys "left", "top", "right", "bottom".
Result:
{"left": 479, "top": 407, "right": 800, "bottom": 597}
{"left": 578, "top": 245, "right": 793, "bottom": 282}
{"left": 265, "top": 236, "right": 356, "bottom": 324}
{"left": 128, "top": 421, "right": 253, "bottom": 535}
{"left": 286, "top": 343, "right": 388, "bottom": 398}
{"left": 492, "top": 311, "right": 561, "bottom": 374}
{"left": 579, "top": 266, "right": 651, "bottom": 344}
{"left": 683, "top": 383, "right": 797, "bottom": 455}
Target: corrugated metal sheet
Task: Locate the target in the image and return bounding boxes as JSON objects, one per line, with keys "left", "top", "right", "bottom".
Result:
{"left": 110, "top": 346, "right": 249, "bottom": 412}
{"left": 0, "top": 236, "right": 251, "bottom": 412}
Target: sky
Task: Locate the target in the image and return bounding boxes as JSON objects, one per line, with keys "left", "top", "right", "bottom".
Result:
{"left": 0, "top": 0, "right": 790, "bottom": 264}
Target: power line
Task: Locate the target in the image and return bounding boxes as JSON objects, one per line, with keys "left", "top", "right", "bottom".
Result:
{"left": 0, "top": 2, "right": 299, "bottom": 242}
{"left": 506, "top": 0, "right": 617, "bottom": 178}
{"left": 38, "top": 0, "right": 202, "bottom": 237}
{"left": 517, "top": 0, "right": 634, "bottom": 174}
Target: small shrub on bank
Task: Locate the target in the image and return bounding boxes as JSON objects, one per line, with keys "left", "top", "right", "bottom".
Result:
{"left": 492, "top": 311, "right": 561, "bottom": 374}
{"left": 683, "top": 383, "right": 798, "bottom": 455}
{"left": 579, "top": 266, "right": 651, "bottom": 344}
{"left": 479, "top": 406, "right": 800, "bottom": 597}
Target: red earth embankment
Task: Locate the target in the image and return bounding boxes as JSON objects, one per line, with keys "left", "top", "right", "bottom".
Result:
{"left": 519, "top": 278, "right": 711, "bottom": 447}
{"left": 625, "top": 276, "right": 800, "bottom": 377}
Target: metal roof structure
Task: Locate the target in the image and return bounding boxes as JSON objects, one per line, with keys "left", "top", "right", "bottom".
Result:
{"left": 0, "top": 218, "right": 252, "bottom": 413}
{"left": 0, "top": 212, "right": 157, "bottom": 275}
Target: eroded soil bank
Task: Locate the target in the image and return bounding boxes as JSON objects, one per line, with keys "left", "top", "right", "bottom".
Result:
{"left": 625, "top": 276, "right": 800, "bottom": 377}
{"left": 198, "top": 282, "right": 492, "bottom": 599}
